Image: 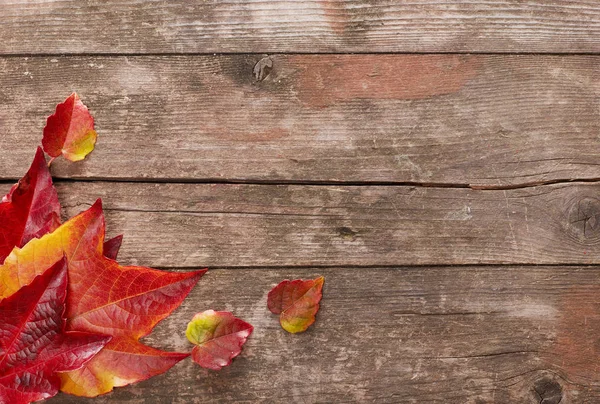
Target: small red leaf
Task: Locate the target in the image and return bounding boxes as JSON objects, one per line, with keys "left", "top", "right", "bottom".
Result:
{"left": 103, "top": 234, "right": 123, "bottom": 260}
{"left": 267, "top": 277, "right": 325, "bottom": 333}
{"left": 42, "top": 93, "right": 97, "bottom": 162}
{"left": 186, "top": 310, "right": 253, "bottom": 370}
{"left": 0, "top": 258, "right": 110, "bottom": 404}
{"left": 0, "top": 147, "right": 60, "bottom": 263}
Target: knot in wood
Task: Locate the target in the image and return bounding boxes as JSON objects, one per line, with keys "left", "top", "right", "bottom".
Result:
{"left": 533, "top": 377, "right": 562, "bottom": 404}
{"left": 566, "top": 197, "right": 600, "bottom": 243}
{"left": 337, "top": 226, "right": 358, "bottom": 240}
{"left": 253, "top": 56, "right": 273, "bottom": 82}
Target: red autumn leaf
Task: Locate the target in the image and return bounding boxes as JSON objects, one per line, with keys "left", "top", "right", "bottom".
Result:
{"left": 0, "top": 201, "right": 206, "bottom": 396}
{"left": 103, "top": 234, "right": 123, "bottom": 260}
{"left": 60, "top": 339, "right": 189, "bottom": 397}
{"left": 186, "top": 310, "right": 253, "bottom": 370}
{"left": 0, "top": 258, "right": 110, "bottom": 404}
{"left": 42, "top": 93, "right": 98, "bottom": 162}
{"left": 0, "top": 147, "right": 60, "bottom": 263}
{"left": 267, "top": 277, "right": 325, "bottom": 333}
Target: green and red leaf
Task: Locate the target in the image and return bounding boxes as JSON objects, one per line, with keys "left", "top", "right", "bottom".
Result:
{"left": 267, "top": 277, "right": 325, "bottom": 333}
{"left": 42, "top": 93, "right": 98, "bottom": 162}
{"left": 186, "top": 310, "right": 253, "bottom": 370}
{"left": 0, "top": 147, "right": 60, "bottom": 263}
{"left": 0, "top": 258, "right": 110, "bottom": 404}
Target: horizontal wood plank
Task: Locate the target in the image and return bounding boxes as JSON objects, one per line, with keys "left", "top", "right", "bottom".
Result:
{"left": 2, "top": 1, "right": 600, "bottom": 54}
{"left": 0, "top": 55, "right": 598, "bottom": 186}
{"left": 0, "top": 181, "right": 597, "bottom": 267}
{"left": 46, "top": 266, "right": 600, "bottom": 403}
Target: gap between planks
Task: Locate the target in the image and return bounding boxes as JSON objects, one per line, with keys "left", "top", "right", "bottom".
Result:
{"left": 2, "top": 176, "right": 600, "bottom": 191}
{"left": 157, "top": 263, "right": 600, "bottom": 271}
{"left": 2, "top": 52, "right": 600, "bottom": 57}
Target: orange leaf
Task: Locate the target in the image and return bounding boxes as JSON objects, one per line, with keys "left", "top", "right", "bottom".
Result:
{"left": 267, "top": 277, "right": 324, "bottom": 333}
{"left": 0, "top": 201, "right": 206, "bottom": 396}
{"left": 42, "top": 93, "right": 97, "bottom": 162}
{"left": 60, "top": 338, "right": 188, "bottom": 396}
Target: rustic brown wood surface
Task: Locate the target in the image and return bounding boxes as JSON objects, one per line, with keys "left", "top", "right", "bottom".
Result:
{"left": 2, "top": 0, "right": 599, "bottom": 403}
{"left": 0, "top": 55, "right": 598, "bottom": 186}
{"left": 1, "top": 0, "right": 600, "bottom": 54}
{"left": 25, "top": 181, "right": 600, "bottom": 267}
{"left": 40, "top": 266, "right": 600, "bottom": 403}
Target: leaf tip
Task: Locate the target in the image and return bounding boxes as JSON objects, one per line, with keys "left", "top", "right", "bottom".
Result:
{"left": 194, "top": 267, "right": 209, "bottom": 278}
{"left": 91, "top": 198, "right": 103, "bottom": 212}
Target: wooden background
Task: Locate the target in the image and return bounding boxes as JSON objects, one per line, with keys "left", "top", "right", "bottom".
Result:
{"left": 1, "top": 1, "right": 600, "bottom": 403}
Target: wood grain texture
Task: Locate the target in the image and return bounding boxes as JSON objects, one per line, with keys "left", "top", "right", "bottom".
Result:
{"left": 45, "top": 266, "right": 600, "bottom": 403}
{"left": 0, "top": 181, "right": 595, "bottom": 267}
{"left": 2, "top": 0, "right": 600, "bottom": 54}
{"left": 0, "top": 55, "right": 598, "bottom": 186}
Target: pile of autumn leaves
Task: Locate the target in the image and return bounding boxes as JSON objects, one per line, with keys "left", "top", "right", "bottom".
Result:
{"left": 0, "top": 94, "right": 325, "bottom": 403}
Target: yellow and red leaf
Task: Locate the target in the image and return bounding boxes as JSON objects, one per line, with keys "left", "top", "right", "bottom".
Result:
{"left": 267, "top": 277, "right": 325, "bottom": 333}
{"left": 60, "top": 338, "right": 189, "bottom": 396}
{"left": 42, "top": 93, "right": 97, "bottom": 162}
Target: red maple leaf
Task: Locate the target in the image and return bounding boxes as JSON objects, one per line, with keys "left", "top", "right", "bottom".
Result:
{"left": 0, "top": 258, "right": 110, "bottom": 404}
{"left": 0, "top": 201, "right": 206, "bottom": 396}
{"left": 0, "top": 147, "right": 60, "bottom": 263}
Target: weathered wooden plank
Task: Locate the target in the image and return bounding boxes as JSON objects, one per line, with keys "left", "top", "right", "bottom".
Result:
{"left": 0, "top": 181, "right": 595, "bottom": 267}
{"left": 46, "top": 266, "right": 600, "bottom": 403}
{"left": 0, "top": 55, "right": 598, "bottom": 186}
{"left": 2, "top": 1, "right": 600, "bottom": 54}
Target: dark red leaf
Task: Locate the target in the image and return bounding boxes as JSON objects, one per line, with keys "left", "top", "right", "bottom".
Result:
{"left": 0, "top": 258, "right": 110, "bottom": 404}
{"left": 0, "top": 147, "right": 60, "bottom": 263}
{"left": 103, "top": 234, "right": 123, "bottom": 260}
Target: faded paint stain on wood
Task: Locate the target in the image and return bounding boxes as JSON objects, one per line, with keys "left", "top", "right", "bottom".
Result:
{"left": 291, "top": 55, "right": 481, "bottom": 107}
{"left": 546, "top": 285, "right": 600, "bottom": 385}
